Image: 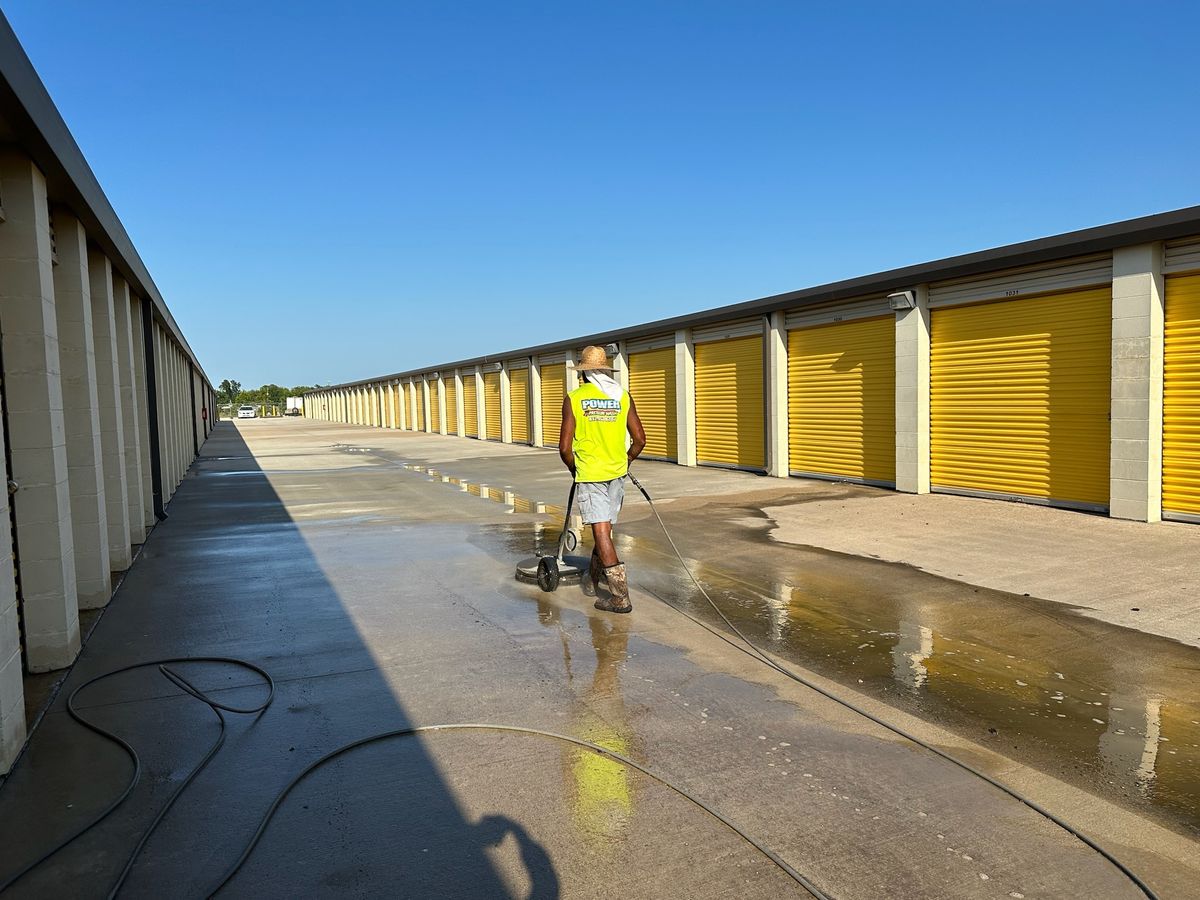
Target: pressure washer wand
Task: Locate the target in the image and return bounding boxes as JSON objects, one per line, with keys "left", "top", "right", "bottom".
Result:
{"left": 626, "top": 471, "right": 650, "bottom": 501}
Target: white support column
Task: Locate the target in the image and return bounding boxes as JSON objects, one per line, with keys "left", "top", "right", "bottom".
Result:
{"left": 500, "top": 363, "right": 512, "bottom": 443}
{"left": 409, "top": 379, "right": 418, "bottom": 429}
{"left": 895, "top": 285, "right": 931, "bottom": 494}
{"left": 88, "top": 249, "right": 130, "bottom": 570}
{"left": 113, "top": 276, "right": 146, "bottom": 539}
{"left": 565, "top": 347, "right": 580, "bottom": 392}
{"left": 1110, "top": 243, "right": 1165, "bottom": 522}
{"left": 530, "top": 359, "right": 544, "bottom": 447}
{"left": 0, "top": 150, "right": 80, "bottom": 670}
{"left": 674, "top": 329, "right": 697, "bottom": 467}
{"left": 613, "top": 341, "right": 629, "bottom": 391}
{"left": 766, "top": 311, "right": 789, "bottom": 478}
{"left": 0, "top": 399, "right": 24, "bottom": 773}
{"left": 453, "top": 370, "right": 465, "bottom": 436}
{"left": 130, "top": 295, "right": 154, "bottom": 529}
{"left": 50, "top": 209, "right": 111, "bottom": 608}
{"left": 437, "top": 376, "right": 448, "bottom": 435}
{"left": 474, "top": 367, "right": 486, "bottom": 440}
{"left": 421, "top": 379, "right": 432, "bottom": 433}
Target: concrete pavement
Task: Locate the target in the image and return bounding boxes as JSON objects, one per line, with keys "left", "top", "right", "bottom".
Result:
{"left": 0, "top": 419, "right": 1196, "bottom": 898}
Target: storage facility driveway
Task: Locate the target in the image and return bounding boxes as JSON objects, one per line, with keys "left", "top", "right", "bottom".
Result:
{"left": 0, "top": 420, "right": 1196, "bottom": 898}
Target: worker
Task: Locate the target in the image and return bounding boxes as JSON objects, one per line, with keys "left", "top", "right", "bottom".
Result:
{"left": 559, "top": 345, "right": 646, "bottom": 613}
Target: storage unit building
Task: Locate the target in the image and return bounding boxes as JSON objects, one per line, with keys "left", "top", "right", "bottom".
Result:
{"left": 444, "top": 373, "right": 459, "bottom": 436}
{"left": 483, "top": 370, "right": 502, "bottom": 440}
{"left": 463, "top": 373, "right": 479, "bottom": 438}
{"left": 693, "top": 323, "right": 765, "bottom": 470}
{"left": 509, "top": 362, "right": 531, "bottom": 444}
{"left": 930, "top": 268, "right": 1112, "bottom": 510}
{"left": 1163, "top": 271, "right": 1200, "bottom": 520}
{"left": 412, "top": 382, "right": 425, "bottom": 431}
{"left": 428, "top": 379, "right": 441, "bottom": 433}
{"left": 540, "top": 359, "right": 567, "bottom": 447}
{"left": 627, "top": 336, "right": 677, "bottom": 461}
{"left": 787, "top": 308, "right": 895, "bottom": 485}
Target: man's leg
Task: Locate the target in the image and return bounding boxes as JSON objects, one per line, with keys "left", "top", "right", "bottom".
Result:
{"left": 591, "top": 522, "right": 619, "bottom": 567}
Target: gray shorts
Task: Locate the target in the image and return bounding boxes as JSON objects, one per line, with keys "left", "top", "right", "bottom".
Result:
{"left": 577, "top": 478, "right": 625, "bottom": 525}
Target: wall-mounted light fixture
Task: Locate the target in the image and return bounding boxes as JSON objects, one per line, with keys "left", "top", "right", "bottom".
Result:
{"left": 887, "top": 290, "right": 917, "bottom": 311}
{"left": 604, "top": 342, "right": 619, "bottom": 356}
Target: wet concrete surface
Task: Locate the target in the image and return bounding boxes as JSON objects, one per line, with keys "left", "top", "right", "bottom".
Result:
{"left": 0, "top": 419, "right": 1197, "bottom": 898}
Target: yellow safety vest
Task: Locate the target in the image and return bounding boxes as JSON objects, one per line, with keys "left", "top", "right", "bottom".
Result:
{"left": 569, "top": 383, "right": 630, "bottom": 482}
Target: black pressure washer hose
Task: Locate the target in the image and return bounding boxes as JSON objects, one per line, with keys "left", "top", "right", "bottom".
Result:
{"left": 623, "top": 471, "right": 1159, "bottom": 900}
{"left": 0, "top": 660, "right": 827, "bottom": 899}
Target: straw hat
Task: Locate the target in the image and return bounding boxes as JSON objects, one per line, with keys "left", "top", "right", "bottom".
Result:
{"left": 571, "top": 345, "right": 615, "bottom": 372}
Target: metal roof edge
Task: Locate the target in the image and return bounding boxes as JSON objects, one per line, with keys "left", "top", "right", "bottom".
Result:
{"left": 308, "top": 204, "right": 1200, "bottom": 394}
{"left": 0, "top": 13, "right": 211, "bottom": 387}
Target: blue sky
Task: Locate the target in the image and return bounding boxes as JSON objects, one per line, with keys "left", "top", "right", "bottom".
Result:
{"left": 5, "top": 1, "right": 1199, "bottom": 387}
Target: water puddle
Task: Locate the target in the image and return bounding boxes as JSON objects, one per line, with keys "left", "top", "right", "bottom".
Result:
{"left": 375, "top": 452, "right": 1200, "bottom": 836}
{"left": 397, "top": 462, "right": 566, "bottom": 521}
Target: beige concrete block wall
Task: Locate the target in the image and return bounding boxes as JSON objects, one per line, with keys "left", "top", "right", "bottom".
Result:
{"left": 113, "top": 277, "right": 145, "bottom": 542}
{"left": 674, "top": 329, "right": 697, "bottom": 466}
{"left": 766, "top": 311, "right": 788, "bottom": 477}
{"left": 473, "top": 369, "right": 486, "bottom": 440}
{"left": 0, "top": 389, "right": 26, "bottom": 773}
{"left": 1110, "top": 244, "right": 1164, "bottom": 522}
{"left": 130, "top": 295, "right": 154, "bottom": 529}
{"left": 612, "top": 342, "right": 628, "bottom": 390}
{"left": 530, "top": 361, "right": 543, "bottom": 447}
{"left": 50, "top": 210, "right": 111, "bottom": 609}
{"left": 87, "top": 249, "right": 131, "bottom": 569}
{"left": 499, "top": 365, "right": 512, "bottom": 443}
{"left": 452, "top": 372, "right": 463, "bottom": 435}
{"left": 895, "top": 285, "right": 931, "bottom": 494}
{"left": 0, "top": 151, "right": 80, "bottom": 672}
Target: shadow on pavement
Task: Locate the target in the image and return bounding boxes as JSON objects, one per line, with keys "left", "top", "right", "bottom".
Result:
{"left": 0, "top": 422, "right": 553, "bottom": 897}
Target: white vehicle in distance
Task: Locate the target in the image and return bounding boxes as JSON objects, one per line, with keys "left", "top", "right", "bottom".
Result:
{"left": 237, "top": 405, "right": 257, "bottom": 419}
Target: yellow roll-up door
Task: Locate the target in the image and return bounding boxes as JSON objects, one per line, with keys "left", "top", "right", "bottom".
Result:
{"left": 444, "top": 378, "right": 458, "bottom": 435}
{"left": 412, "top": 384, "right": 425, "bottom": 431}
{"left": 540, "top": 363, "right": 566, "bottom": 446}
{"left": 1164, "top": 274, "right": 1200, "bottom": 518}
{"left": 931, "top": 287, "right": 1110, "bottom": 508}
{"left": 628, "top": 347, "right": 677, "bottom": 460}
{"left": 429, "top": 382, "right": 441, "bottom": 433}
{"left": 787, "top": 316, "right": 895, "bottom": 484}
{"left": 484, "top": 371, "right": 501, "bottom": 440}
{"left": 463, "top": 375, "right": 478, "bottom": 437}
{"left": 695, "top": 335, "right": 765, "bottom": 469}
{"left": 510, "top": 368, "right": 530, "bottom": 444}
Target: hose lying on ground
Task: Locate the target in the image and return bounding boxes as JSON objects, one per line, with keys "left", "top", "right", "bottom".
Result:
{"left": 624, "top": 471, "right": 1159, "bottom": 900}
{"left": 0, "top": 661, "right": 827, "bottom": 899}
{"left": 0, "top": 657, "right": 275, "bottom": 900}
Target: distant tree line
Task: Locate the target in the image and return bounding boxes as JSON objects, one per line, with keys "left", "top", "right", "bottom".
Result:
{"left": 218, "top": 380, "right": 320, "bottom": 407}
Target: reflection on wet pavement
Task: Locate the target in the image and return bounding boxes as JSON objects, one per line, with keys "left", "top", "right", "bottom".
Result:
{"left": 534, "top": 596, "right": 639, "bottom": 852}
{"left": 384, "top": 453, "right": 1200, "bottom": 837}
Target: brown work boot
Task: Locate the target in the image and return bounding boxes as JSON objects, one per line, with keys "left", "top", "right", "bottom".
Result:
{"left": 582, "top": 549, "right": 603, "bottom": 597}
{"left": 594, "top": 563, "right": 632, "bottom": 614}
